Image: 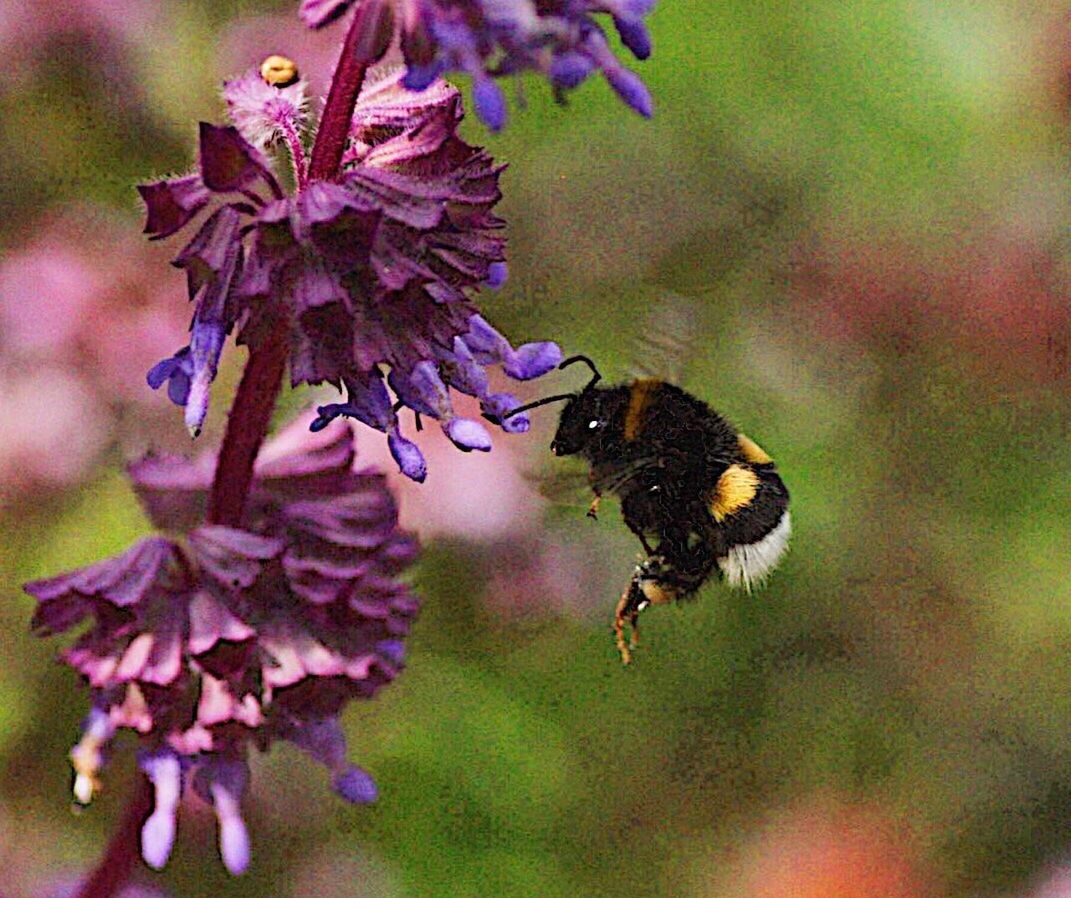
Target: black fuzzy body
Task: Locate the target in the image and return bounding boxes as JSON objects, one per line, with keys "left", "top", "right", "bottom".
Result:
{"left": 551, "top": 379, "right": 789, "bottom": 612}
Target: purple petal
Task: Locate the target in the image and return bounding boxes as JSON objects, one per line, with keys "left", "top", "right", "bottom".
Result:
{"left": 26, "top": 537, "right": 179, "bottom": 608}
{"left": 613, "top": 16, "right": 652, "bottom": 60}
{"left": 147, "top": 350, "right": 193, "bottom": 407}
{"left": 174, "top": 206, "right": 243, "bottom": 298}
{"left": 482, "top": 393, "right": 529, "bottom": 433}
{"left": 463, "top": 314, "right": 510, "bottom": 362}
{"left": 391, "top": 362, "right": 451, "bottom": 418}
{"left": 188, "top": 525, "right": 283, "bottom": 589}
{"left": 550, "top": 52, "right": 595, "bottom": 89}
{"left": 484, "top": 261, "right": 508, "bottom": 289}
{"left": 444, "top": 417, "right": 492, "bottom": 452}
{"left": 376, "top": 639, "right": 405, "bottom": 664}
{"left": 199, "top": 123, "right": 271, "bottom": 193}
{"left": 332, "top": 765, "right": 378, "bottom": 804}
{"left": 403, "top": 61, "right": 446, "bottom": 92}
{"left": 193, "top": 759, "right": 251, "bottom": 875}
{"left": 299, "top": 0, "right": 352, "bottom": 28}
{"left": 503, "top": 341, "right": 563, "bottom": 380}
{"left": 312, "top": 370, "right": 394, "bottom": 433}
{"left": 184, "top": 320, "right": 227, "bottom": 437}
{"left": 388, "top": 433, "right": 427, "bottom": 482}
{"left": 603, "top": 65, "right": 653, "bottom": 118}
{"left": 473, "top": 77, "right": 507, "bottom": 132}
{"left": 139, "top": 752, "right": 182, "bottom": 871}
{"left": 291, "top": 259, "right": 348, "bottom": 311}
{"left": 298, "top": 182, "right": 381, "bottom": 267}
{"left": 137, "top": 175, "right": 210, "bottom": 240}
{"left": 440, "top": 337, "right": 489, "bottom": 397}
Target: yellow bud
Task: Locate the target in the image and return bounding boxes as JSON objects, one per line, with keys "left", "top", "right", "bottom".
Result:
{"left": 260, "top": 55, "right": 299, "bottom": 87}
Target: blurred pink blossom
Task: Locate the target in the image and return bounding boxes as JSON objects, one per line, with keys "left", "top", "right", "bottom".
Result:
{"left": 0, "top": 364, "right": 109, "bottom": 491}
{"left": 1027, "top": 867, "right": 1071, "bottom": 898}
{"left": 276, "top": 390, "right": 547, "bottom": 542}
{"left": 701, "top": 798, "right": 933, "bottom": 898}
{"left": 0, "top": 206, "right": 192, "bottom": 500}
{"left": 0, "top": 0, "right": 160, "bottom": 66}
{"left": 790, "top": 228, "right": 1071, "bottom": 384}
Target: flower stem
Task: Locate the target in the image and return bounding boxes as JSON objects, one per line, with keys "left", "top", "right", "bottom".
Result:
{"left": 307, "top": 5, "right": 375, "bottom": 182}
{"left": 281, "top": 117, "right": 308, "bottom": 191}
{"left": 207, "top": 328, "right": 288, "bottom": 526}
{"left": 73, "top": 776, "right": 153, "bottom": 898}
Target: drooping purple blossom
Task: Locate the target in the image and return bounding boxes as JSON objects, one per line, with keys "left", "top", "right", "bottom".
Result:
{"left": 298, "top": 0, "right": 657, "bottom": 130}
{"left": 140, "top": 63, "right": 560, "bottom": 475}
{"left": 25, "top": 424, "right": 418, "bottom": 874}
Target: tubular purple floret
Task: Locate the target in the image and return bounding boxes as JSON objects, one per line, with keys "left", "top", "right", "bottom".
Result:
{"left": 299, "top": 0, "right": 659, "bottom": 130}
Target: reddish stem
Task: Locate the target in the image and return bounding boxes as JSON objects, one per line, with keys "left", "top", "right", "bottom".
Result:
{"left": 207, "top": 329, "right": 289, "bottom": 526}
{"left": 73, "top": 777, "right": 153, "bottom": 898}
{"left": 307, "top": 8, "right": 372, "bottom": 181}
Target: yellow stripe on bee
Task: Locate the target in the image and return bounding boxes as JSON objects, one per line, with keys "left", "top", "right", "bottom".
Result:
{"left": 640, "top": 580, "right": 678, "bottom": 605}
{"left": 737, "top": 433, "right": 773, "bottom": 465}
{"left": 624, "top": 379, "right": 661, "bottom": 441}
{"left": 710, "top": 464, "right": 760, "bottom": 522}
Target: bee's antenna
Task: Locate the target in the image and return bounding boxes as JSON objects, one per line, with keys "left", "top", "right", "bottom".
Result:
{"left": 558, "top": 354, "right": 602, "bottom": 389}
{"left": 495, "top": 393, "right": 576, "bottom": 421}
{"left": 490, "top": 355, "right": 602, "bottom": 422}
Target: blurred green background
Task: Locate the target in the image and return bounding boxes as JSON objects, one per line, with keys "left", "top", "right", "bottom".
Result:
{"left": 3, "top": 1, "right": 1071, "bottom": 896}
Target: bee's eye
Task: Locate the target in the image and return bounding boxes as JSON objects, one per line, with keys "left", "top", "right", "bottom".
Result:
{"left": 588, "top": 419, "right": 600, "bottom": 429}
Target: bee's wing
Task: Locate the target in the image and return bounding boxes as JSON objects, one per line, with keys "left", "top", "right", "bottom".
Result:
{"left": 522, "top": 462, "right": 593, "bottom": 509}
{"left": 627, "top": 292, "right": 706, "bottom": 384}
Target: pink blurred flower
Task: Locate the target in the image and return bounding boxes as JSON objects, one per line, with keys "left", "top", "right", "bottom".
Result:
{"left": 0, "top": 365, "right": 110, "bottom": 497}
{"left": 0, "top": 206, "right": 190, "bottom": 499}
{"left": 790, "top": 229, "right": 1071, "bottom": 384}
{"left": 702, "top": 799, "right": 933, "bottom": 898}
{"left": 347, "top": 391, "right": 546, "bottom": 541}
{"left": 0, "top": 0, "right": 160, "bottom": 68}
{"left": 1027, "top": 866, "right": 1071, "bottom": 898}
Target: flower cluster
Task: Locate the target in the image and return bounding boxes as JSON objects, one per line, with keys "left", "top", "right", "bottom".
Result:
{"left": 299, "top": 0, "right": 656, "bottom": 130}
{"left": 140, "top": 65, "right": 560, "bottom": 479}
{"left": 25, "top": 424, "right": 418, "bottom": 873}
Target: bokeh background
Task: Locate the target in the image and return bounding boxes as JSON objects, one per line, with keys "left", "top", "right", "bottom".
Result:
{"left": 3, "top": 1, "right": 1071, "bottom": 896}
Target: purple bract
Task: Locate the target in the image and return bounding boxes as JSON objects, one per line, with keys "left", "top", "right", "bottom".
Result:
{"left": 140, "top": 65, "right": 560, "bottom": 478}
{"left": 24, "top": 424, "right": 418, "bottom": 874}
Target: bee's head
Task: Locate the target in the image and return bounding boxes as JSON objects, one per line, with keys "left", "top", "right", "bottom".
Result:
{"left": 550, "top": 387, "right": 612, "bottom": 456}
{"left": 497, "top": 355, "right": 604, "bottom": 455}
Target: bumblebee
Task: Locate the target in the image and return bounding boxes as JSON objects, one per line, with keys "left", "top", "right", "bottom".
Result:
{"left": 505, "top": 355, "right": 791, "bottom": 663}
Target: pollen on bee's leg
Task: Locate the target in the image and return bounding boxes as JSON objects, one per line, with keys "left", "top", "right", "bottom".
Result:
{"left": 613, "top": 586, "right": 634, "bottom": 665}
{"left": 587, "top": 494, "right": 601, "bottom": 520}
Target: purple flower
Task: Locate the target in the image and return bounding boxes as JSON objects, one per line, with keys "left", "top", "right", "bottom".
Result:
{"left": 140, "top": 62, "right": 559, "bottom": 479}
{"left": 298, "top": 0, "right": 657, "bottom": 129}
{"left": 24, "top": 423, "right": 419, "bottom": 874}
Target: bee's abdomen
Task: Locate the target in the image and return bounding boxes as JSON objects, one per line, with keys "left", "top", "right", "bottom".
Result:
{"left": 736, "top": 432, "right": 774, "bottom": 466}
{"left": 708, "top": 460, "right": 790, "bottom": 590}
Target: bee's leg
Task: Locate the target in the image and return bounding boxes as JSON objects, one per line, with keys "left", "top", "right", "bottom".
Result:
{"left": 624, "top": 518, "right": 656, "bottom": 556}
{"left": 587, "top": 490, "right": 602, "bottom": 520}
{"left": 613, "top": 585, "right": 633, "bottom": 665}
{"left": 613, "top": 575, "right": 646, "bottom": 665}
